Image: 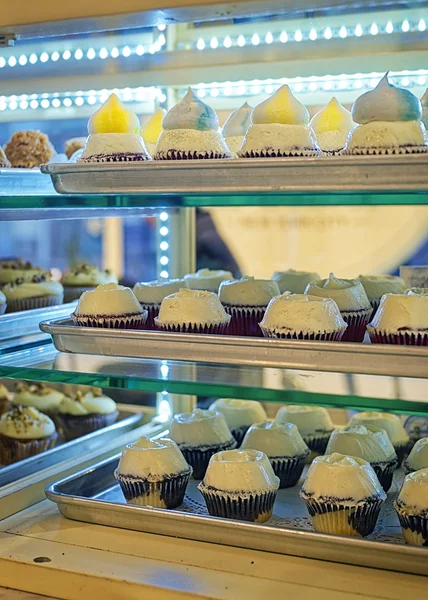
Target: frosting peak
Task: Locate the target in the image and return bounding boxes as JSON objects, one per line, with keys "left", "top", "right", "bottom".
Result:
{"left": 222, "top": 102, "right": 253, "bottom": 138}
{"left": 252, "top": 85, "right": 309, "bottom": 126}
{"left": 88, "top": 93, "right": 140, "bottom": 134}
{"left": 163, "top": 88, "right": 219, "bottom": 131}
{"left": 310, "top": 97, "right": 354, "bottom": 133}
{"left": 141, "top": 108, "right": 166, "bottom": 144}
{"left": 421, "top": 88, "right": 428, "bottom": 128}
{"left": 352, "top": 73, "right": 422, "bottom": 124}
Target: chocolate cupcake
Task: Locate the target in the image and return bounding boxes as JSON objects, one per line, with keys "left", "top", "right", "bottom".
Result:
{"left": 115, "top": 436, "right": 192, "bottom": 508}
{"left": 133, "top": 278, "right": 188, "bottom": 330}
{"left": 198, "top": 449, "right": 280, "bottom": 522}
{"left": 276, "top": 404, "right": 334, "bottom": 458}
{"left": 241, "top": 421, "right": 309, "bottom": 488}
{"left": 404, "top": 438, "right": 428, "bottom": 474}
{"left": 208, "top": 398, "right": 267, "bottom": 445}
{"left": 169, "top": 408, "right": 236, "bottom": 479}
{"left": 61, "top": 263, "right": 118, "bottom": 303}
{"left": 394, "top": 468, "right": 428, "bottom": 546}
{"left": 300, "top": 453, "right": 386, "bottom": 537}
{"left": 56, "top": 388, "right": 119, "bottom": 440}
{"left": 367, "top": 293, "right": 428, "bottom": 346}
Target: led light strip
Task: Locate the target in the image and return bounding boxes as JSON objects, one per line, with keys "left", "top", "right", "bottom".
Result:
{"left": 158, "top": 211, "right": 170, "bottom": 279}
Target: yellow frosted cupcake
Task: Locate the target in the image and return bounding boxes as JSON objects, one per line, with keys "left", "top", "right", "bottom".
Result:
{"left": 310, "top": 97, "right": 355, "bottom": 155}
{"left": 140, "top": 108, "right": 166, "bottom": 157}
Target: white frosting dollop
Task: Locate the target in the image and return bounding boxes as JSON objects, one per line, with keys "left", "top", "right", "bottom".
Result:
{"left": 58, "top": 389, "right": 117, "bottom": 416}
{"left": 301, "top": 453, "right": 386, "bottom": 502}
{"left": 272, "top": 269, "right": 320, "bottom": 294}
{"left": 397, "top": 468, "right": 428, "bottom": 511}
{"left": 75, "top": 283, "right": 143, "bottom": 316}
{"left": 305, "top": 274, "right": 371, "bottom": 312}
{"left": 0, "top": 406, "right": 55, "bottom": 440}
{"left": 218, "top": 277, "right": 280, "bottom": 307}
{"left": 209, "top": 399, "right": 267, "bottom": 429}
{"left": 241, "top": 420, "right": 309, "bottom": 458}
{"left": 133, "top": 279, "right": 188, "bottom": 304}
{"left": 405, "top": 438, "right": 428, "bottom": 472}
{"left": 163, "top": 88, "right": 219, "bottom": 131}
{"left": 326, "top": 425, "right": 396, "bottom": 463}
{"left": 184, "top": 269, "right": 233, "bottom": 293}
{"left": 357, "top": 274, "right": 406, "bottom": 302}
{"left": 276, "top": 405, "right": 334, "bottom": 437}
{"left": 260, "top": 293, "right": 347, "bottom": 335}
{"left": 117, "top": 436, "right": 190, "bottom": 479}
{"left": 169, "top": 408, "right": 234, "bottom": 448}
{"left": 368, "top": 293, "right": 428, "bottom": 333}
{"left": 349, "top": 411, "right": 409, "bottom": 445}
{"left": 156, "top": 288, "right": 230, "bottom": 326}
{"left": 201, "top": 449, "right": 280, "bottom": 492}
{"left": 12, "top": 383, "right": 64, "bottom": 412}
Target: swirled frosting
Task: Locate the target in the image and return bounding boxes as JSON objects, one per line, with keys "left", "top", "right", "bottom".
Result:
{"left": 163, "top": 88, "right": 219, "bottom": 131}
{"left": 352, "top": 73, "right": 422, "bottom": 124}
{"left": 252, "top": 85, "right": 309, "bottom": 125}
{"left": 272, "top": 269, "right": 320, "bottom": 294}
{"left": 58, "top": 389, "right": 117, "bottom": 416}
{"left": 0, "top": 406, "right": 55, "bottom": 440}
{"left": 218, "top": 277, "right": 280, "bottom": 307}
{"left": 62, "top": 264, "right": 117, "bottom": 287}
{"left": 75, "top": 283, "right": 143, "bottom": 316}
{"left": 349, "top": 411, "right": 409, "bottom": 445}
{"left": 405, "top": 437, "right": 428, "bottom": 472}
{"left": 276, "top": 404, "right": 334, "bottom": 437}
{"left": 326, "top": 425, "right": 397, "bottom": 463}
{"left": 357, "top": 274, "right": 406, "bottom": 302}
{"left": 422, "top": 88, "right": 428, "bottom": 129}
{"left": 88, "top": 93, "right": 140, "bottom": 134}
{"left": 156, "top": 288, "right": 230, "bottom": 326}
{"left": 310, "top": 97, "right": 355, "bottom": 152}
{"left": 133, "top": 279, "right": 188, "bottom": 304}
{"left": 241, "top": 420, "right": 308, "bottom": 458}
{"left": 169, "top": 408, "right": 234, "bottom": 448}
{"left": 12, "top": 382, "right": 64, "bottom": 412}
{"left": 117, "top": 436, "right": 190, "bottom": 479}
{"left": 221, "top": 102, "right": 253, "bottom": 152}
{"left": 184, "top": 269, "right": 233, "bottom": 293}
{"left": 368, "top": 293, "right": 428, "bottom": 332}
{"left": 306, "top": 274, "right": 371, "bottom": 312}
{"left": 397, "top": 468, "right": 428, "bottom": 512}
{"left": 209, "top": 399, "right": 267, "bottom": 429}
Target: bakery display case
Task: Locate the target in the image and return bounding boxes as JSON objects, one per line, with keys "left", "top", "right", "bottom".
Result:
{"left": 1, "top": 1, "right": 428, "bottom": 598}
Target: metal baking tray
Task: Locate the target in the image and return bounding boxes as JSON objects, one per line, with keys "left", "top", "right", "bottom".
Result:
{"left": 0, "top": 408, "right": 142, "bottom": 487}
{"left": 0, "top": 302, "right": 76, "bottom": 341}
{"left": 46, "top": 455, "right": 428, "bottom": 576}
{"left": 41, "top": 155, "right": 428, "bottom": 195}
{"left": 40, "top": 317, "right": 428, "bottom": 378}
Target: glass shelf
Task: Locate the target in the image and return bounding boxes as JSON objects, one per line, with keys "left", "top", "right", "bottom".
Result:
{"left": 1, "top": 344, "right": 428, "bottom": 415}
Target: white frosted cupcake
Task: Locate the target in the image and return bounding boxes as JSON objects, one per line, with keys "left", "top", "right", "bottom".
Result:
{"left": 394, "top": 468, "right": 428, "bottom": 546}
{"left": 344, "top": 73, "right": 427, "bottom": 155}
{"left": 219, "top": 277, "right": 280, "bottom": 337}
{"left": 154, "top": 88, "right": 232, "bottom": 160}
{"left": 209, "top": 398, "right": 267, "bottom": 444}
{"left": 326, "top": 425, "right": 398, "bottom": 491}
{"left": 241, "top": 421, "right": 309, "bottom": 488}
{"left": 271, "top": 269, "right": 320, "bottom": 294}
{"left": 310, "top": 97, "right": 355, "bottom": 155}
{"left": 404, "top": 438, "right": 428, "bottom": 474}
{"left": 276, "top": 404, "right": 334, "bottom": 457}
{"left": 133, "top": 278, "right": 188, "bottom": 329}
{"left": 12, "top": 382, "right": 64, "bottom": 419}
{"left": 0, "top": 406, "right": 57, "bottom": 465}
{"left": 198, "top": 449, "right": 280, "bottom": 522}
{"left": 140, "top": 108, "right": 167, "bottom": 157}
{"left": 169, "top": 408, "right": 236, "bottom": 479}
{"left": 306, "top": 274, "right": 372, "bottom": 342}
{"left": 367, "top": 293, "right": 428, "bottom": 347}
{"left": 3, "top": 274, "right": 63, "bottom": 313}
{"left": 239, "top": 85, "right": 320, "bottom": 158}
{"left": 155, "top": 288, "right": 230, "bottom": 335}
{"left": 259, "top": 293, "right": 347, "bottom": 341}
{"left": 349, "top": 411, "right": 411, "bottom": 464}
{"left": 300, "top": 453, "right": 386, "bottom": 537}
{"left": 184, "top": 268, "right": 233, "bottom": 293}
{"left": 61, "top": 263, "right": 118, "bottom": 303}
{"left": 357, "top": 274, "right": 406, "bottom": 317}
{"left": 72, "top": 283, "right": 147, "bottom": 329}
{"left": 115, "top": 436, "right": 192, "bottom": 508}
{"left": 221, "top": 102, "right": 253, "bottom": 154}
{"left": 56, "top": 389, "right": 118, "bottom": 440}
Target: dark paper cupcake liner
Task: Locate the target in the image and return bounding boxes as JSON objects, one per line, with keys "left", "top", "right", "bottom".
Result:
{"left": 63, "top": 285, "right": 96, "bottom": 303}
{"left": 224, "top": 305, "right": 266, "bottom": 337}
{"left": 80, "top": 152, "right": 150, "bottom": 162}
{"left": 55, "top": 410, "right": 119, "bottom": 441}
{"left": 394, "top": 441, "right": 414, "bottom": 466}
{"left": 6, "top": 294, "right": 63, "bottom": 313}
{"left": 369, "top": 299, "right": 380, "bottom": 321}
{"left": 231, "top": 425, "right": 250, "bottom": 445}
{"left": 371, "top": 458, "right": 398, "bottom": 492}
{"left": 259, "top": 327, "right": 345, "bottom": 341}
{"left": 0, "top": 431, "right": 58, "bottom": 465}
{"left": 270, "top": 452, "right": 309, "bottom": 488}
{"left": 198, "top": 484, "right": 277, "bottom": 522}
{"left": 115, "top": 468, "right": 192, "bottom": 509}
{"left": 395, "top": 502, "right": 428, "bottom": 546}
{"left": 368, "top": 328, "right": 428, "bottom": 346}
{"left": 179, "top": 438, "right": 237, "bottom": 480}
{"left": 303, "top": 432, "right": 333, "bottom": 456}
{"left": 343, "top": 145, "right": 428, "bottom": 156}
{"left": 154, "top": 318, "right": 230, "bottom": 336}
{"left": 72, "top": 311, "right": 147, "bottom": 330}
{"left": 139, "top": 303, "right": 161, "bottom": 330}
{"left": 154, "top": 150, "right": 233, "bottom": 160}
{"left": 238, "top": 148, "right": 321, "bottom": 158}
{"left": 302, "top": 495, "right": 383, "bottom": 537}
{"left": 340, "top": 308, "right": 372, "bottom": 343}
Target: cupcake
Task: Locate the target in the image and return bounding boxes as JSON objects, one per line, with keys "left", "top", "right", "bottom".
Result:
{"left": 345, "top": 73, "right": 427, "bottom": 155}
{"left": 0, "top": 406, "right": 57, "bottom": 465}
{"left": 72, "top": 283, "right": 147, "bottom": 329}
{"left": 325, "top": 425, "right": 398, "bottom": 492}
{"left": 115, "top": 436, "right": 192, "bottom": 508}
{"left": 61, "top": 263, "right": 118, "bottom": 303}
{"left": 184, "top": 268, "right": 233, "bottom": 293}
{"left": 133, "top": 278, "right": 188, "bottom": 329}
{"left": 238, "top": 85, "right": 320, "bottom": 158}
{"left": 404, "top": 438, "right": 428, "bottom": 474}
{"left": 367, "top": 293, "right": 428, "bottom": 346}
{"left": 4, "top": 130, "right": 56, "bottom": 167}
{"left": 0, "top": 384, "right": 12, "bottom": 415}
{"left": 219, "top": 277, "right": 280, "bottom": 336}
{"left": 56, "top": 388, "right": 119, "bottom": 440}
{"left": 276, "top": 404, "right": 334, "bottom": 457}
{"left": 64, "top": 137, "right": 86, "bottom": 159}
{"left": 0, "top": 290, "right": 6, "bottom": 315}
{"left": 406, "top": 287, "right": 428, "bottom": 296}
{"left": 0, "top": 147, "right": 11, "bottom": 168}
{"left": 169, "top": 408, "right": 236, "bottom": 479}
{"left": 305, "top": 274, "right": 372, "bottom": 342}
{"left": 259, "top": 293, "right": 347, "bottom": 341}
{"left": 2, "top": 274, "right": 63, "bottom": 313}
{"left": 349, "top": 411, "right": 411, "bottom": 464}
{"left": 155, "top": 289, "right": 230, "bottom": 335}
{"left": 300, "top": 453, "right": 386, "bottom": 537}
{"left": 140, "top": 108, "right": 167, "bottom": 157}
{"left": 394, "top": 468, "right": 428, "bottom": 546}
{"left": 310, "top": 97, "right": 355, "bottom": 155}
{"left": 241, "top": 421, "right": 309, "bottom": 488}
{"left": 208, "top": 398, "right": 267, "bottom": 444}
{"left": 271, "top": 269, "right": 320, "bottom": 294}
{"left": 221, "top": 102, "right": 253, "bottom": 154}
{"left": 357, "top": 274, "right": 406, "bottom": 317}
{"left": 12, "top": 382, "right": 64, "bottom": 419}
{"left": 80, "top": 93, "right": 150, "bottom": 163}
{"left": 0, "top": 260, "right": 49, "bottom": 285}
{"left": 154, "top": 88, "right": 232, "bottom": 160}
{"left": 198, "top": 449, "right": 280, "bottom": 522}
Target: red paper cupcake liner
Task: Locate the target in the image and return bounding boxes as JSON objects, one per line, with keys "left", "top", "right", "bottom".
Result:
{"left": 224, "top": 305, "right": 266, "bottom": 337}
{"left": 368, "top": 329, "right": 428, "bottom": 346}
{"left": 154, "top": 318, "right": 230, "bottom": 335}
{"left": 6, "top": 294, "right": 63, "bottom": 313}
{"left": 80, "top": 152, "right": 150, "bottom": 162}
{"left": 343, "top": 145, "right": 428, "bottom": 156}
{"left": 259, "top": 327, "right": 345, "bottom": 342}
{"left": 154, "top": 150, "right": 233, "bottom": 160}
{"left": 139, "top": 303, "right": 161, "bottom": 330}
{"left": 72, "top": 311, "right": 147, "bottom": 329}
{"left": 340, "top": 308, "right": 372, "bottom": 343}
